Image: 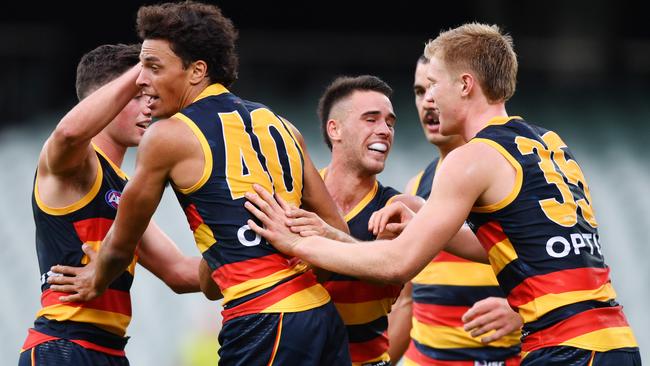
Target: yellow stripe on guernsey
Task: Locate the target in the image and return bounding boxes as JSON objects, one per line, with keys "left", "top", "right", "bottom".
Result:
{"left": 561, "top": 327, "right": 638, "bottom": 352}
{"left": 410, "top": 171, "right": 424, "bottom": 196}
{"left": 194, "top": 223, "right": 217, "bottom": 254}
{"left": 172, "top": 113, "right": 214, "bottom": 195}
{"left": 263, "top": 285, "right": 332, "bottom": 313}
{"left": 334, "top": 298, "right": 394, "bottom": 325}
{"left": 517, "top": 282, "right": 617, "bottom": 323}
{"left": 82, "top": 240, "right": 137, "bottom": 275}
{"left": 36, "top": 306, "right": 130, "bottom": 336}
{"left": 219, "top": 261, "right": 321, "bottom": 303}
{"left": 411, "top": 318, "right": 515, "bottom": 349}
{"left": 487, "top": 237, "right": 518, "bottom": 275}
{"left": 344, "top": 181, "right": 379, "bottom": 221}
{"left": 320, "top": 168, "right": 379, "bottom": 221}
{"left": 34, "top": 154, "right": 104, "bottom": 216}
{"left": 470, "top": 117, "right": 524, "bottom": 213}
{"left": 93, "top": 144, "right": 129, "bottom": 180}
{"left": 412, "top": 261, "right": 498, "bottom": 286}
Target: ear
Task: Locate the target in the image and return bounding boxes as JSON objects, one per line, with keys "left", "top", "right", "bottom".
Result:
{"left": 188, "top": 60, "right": 208, "bottom": 85}
{"left": 459, "top": 73, "right": 474, "bottom": 97}
{"left": 326, "top": 119, "right": 342, "bottom": 145}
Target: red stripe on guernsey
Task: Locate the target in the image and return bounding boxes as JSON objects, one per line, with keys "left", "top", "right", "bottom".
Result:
{"left": 432, "top": 251, "right": 471, "bottom": 263}
{"left": 184, "top": 203, "right": 204, "bottom": 231}
{"left": 214, "top": 253, "right": 293, "bottom": 290}
{"left": 41, "top": 288, "right": 131, "bottom": 316}
{"left": 221, "top": 272, "right": 317, "bottom": 323}
{"left": 326, "top": 281, "right": 402, "bottom": 303}
{"left": 73, "top": 218, "right": 113, "bottom": 242}
{"left": 522, "top": 306, "right": 630, "bottom": 353}
{"left": 70, "top": 340, "right": 126, "bottom": 357}
{"left": 21, "top": 329, "right": 126, "bottom": 357}
{"left": 475, "top": 221, "right": 508, "bottom": 252}
{"left": 508, "top": 267, "right": 611, "bottom": 307}
{"left": 21, "top": 329, "right": 58, "bottom": 351}
{"left": 413, "top": 303, "right": 469, "bottom": 327}
{"left": 349, "top": 334, "right": 388, "bottom": 363}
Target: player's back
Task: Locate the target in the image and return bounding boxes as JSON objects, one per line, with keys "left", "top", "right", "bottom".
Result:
{"left": 467, "top": 116, "right": 638, "bottom": 358}
{"left": 172, "top": 84, "right": 330, "bottom": 322}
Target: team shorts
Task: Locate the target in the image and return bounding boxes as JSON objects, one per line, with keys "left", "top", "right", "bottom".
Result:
{"left": 18, "top": 338, "right": 129, "bottom": 366}
{"left": 218, "top": 301, "right": 350, "bottom": 365}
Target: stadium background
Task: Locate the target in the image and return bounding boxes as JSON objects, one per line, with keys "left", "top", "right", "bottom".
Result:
{"left": 1, "top": 1, "right": 648, "bottom": 364}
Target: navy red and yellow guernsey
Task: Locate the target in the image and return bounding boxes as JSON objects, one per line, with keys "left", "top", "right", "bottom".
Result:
{"left": 22, "top": 145, "right": 137, "bottom": 356}
{"left": 404, "top": 158, "right": 521, "bottom": 365}
{"left": 320, "top": 168, "right": 403, "bottom": 366}
{"left": 467, "top": 116, "right": 638, "bottom": 358}
{"left": 172, "top": 84, "right": 330, "bottom": 323}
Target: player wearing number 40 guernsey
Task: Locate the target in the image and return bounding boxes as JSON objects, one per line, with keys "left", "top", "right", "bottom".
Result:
{"left": 53, "top": 2, "right": 351, "bottom": 366}
{"left": 243, "top": 23, "right": 641, "bottom": 366}
{"left": 276, "top": 75, "right": 424, "bottom": 366}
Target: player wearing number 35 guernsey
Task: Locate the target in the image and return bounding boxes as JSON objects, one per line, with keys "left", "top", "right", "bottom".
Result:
{"left": 54, "top": 2, "right": 351, "bottom": 365}
{"left": 244, "top": 23, "right": 641, "bottom": 366}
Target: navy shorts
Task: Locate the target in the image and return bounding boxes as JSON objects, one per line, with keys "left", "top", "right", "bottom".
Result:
{"left": 218, "top": 301, "right": 350, "bottom": 365}
{"left": 522, "top": 346, "right": 641, "bottom": 366}
{"left": 18, "top": 339, "right": 129, "bottom": 366}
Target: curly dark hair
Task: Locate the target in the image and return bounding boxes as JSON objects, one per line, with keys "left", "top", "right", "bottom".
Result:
{"left": 136, "top": 1, "right": 239, "bottom": 87}
{"left": 75, "top": 44, "right": 141, "bottom": 101}
{"left": 317, "top": 75, "right": 393, "bottom": 150}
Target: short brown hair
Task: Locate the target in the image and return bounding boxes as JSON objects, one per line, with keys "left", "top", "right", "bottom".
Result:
{"left": 317, "top": 75, "right": 392, "bottom": 150}
{"left": 424, "top": 23, "right": 517, "bottom": 102}
{"left": 136, "top": 1, "right": 239, "bottom": 87}
{"left": 75, "top": 44, "right": 141, "bottom": 101}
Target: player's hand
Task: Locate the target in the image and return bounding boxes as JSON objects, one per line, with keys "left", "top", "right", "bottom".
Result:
{"left": 285, "top": 207, "right": 341, "bottom": 239}
{"left": 244, "top": 184, "right": 305, "bottom": 256}
{"left": 368, "top": 201, "right": 415, "bottom": 236}
{"left": 47, "top": 244, "right": 104, "bottom": 302}
{"left": 462, "top": 297, "right": 522, "bottom": 344}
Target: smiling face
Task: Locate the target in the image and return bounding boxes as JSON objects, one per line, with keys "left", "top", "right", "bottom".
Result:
{"left": 329, "top": 90, "right": 396, "bottom": 175}
{"left": 137, "top": 39, "right": 196, "bottom": 119}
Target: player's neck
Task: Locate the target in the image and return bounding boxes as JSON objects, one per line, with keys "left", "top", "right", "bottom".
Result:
{"left": 91, "top": 135, "right": 127, "bottom": 167}
{"left": 182, "top": 80, "right": 213, "bottom": 109}
{"left": 323, "top": 163, "right": 376, "bottom": 216}
{"left": 464, "top": 102, "right": 508, "bottom": 140}
{"left": 436, "top": 140, "right": 465, "bottom": 160}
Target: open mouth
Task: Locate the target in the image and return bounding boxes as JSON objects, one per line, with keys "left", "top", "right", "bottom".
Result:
{"left": 136, "top": 121, "right": 151, "bottom": 129}
{"left": 368, "top": 142, "right": 388, "bottom": 153}
{"left": 424, "top": 110, "right": 439, "bottom": 125}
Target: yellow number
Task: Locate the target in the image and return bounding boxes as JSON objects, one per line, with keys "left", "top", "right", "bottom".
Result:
{"left": 220, "top": 109, "right": 303, "bottom": 206}
{"left": 515, "top": 132, "right": 597, "bottom": 228}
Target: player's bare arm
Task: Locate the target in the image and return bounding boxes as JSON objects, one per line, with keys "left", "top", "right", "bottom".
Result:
{"left": 38, "top": 65, "right": 142, "bottom": 206}
{"left": 287, "top": 122, "right": 349, "bottom": 235}
{"left": 52, "top": 117, "right": 196, "bottom": 302}
{"left": 136, "top": 220, "right": 202, "bottom": 294}
{"left": 199, "top": 258, "right": 223, "bottom": 300}
{"left": 246, "top": 142, "right": 509, "bottom": 283}
{"left": 387, "top": 281, "right": 414, "bottom": 362}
